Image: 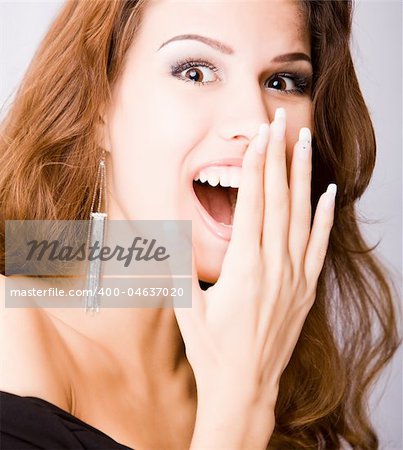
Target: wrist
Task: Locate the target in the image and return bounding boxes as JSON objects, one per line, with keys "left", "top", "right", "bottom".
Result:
{"left": 191, "top": 375, "right": 278, "bottom": 450}
{"left": 196, "top": 370, "right": 279, "bottom": 412}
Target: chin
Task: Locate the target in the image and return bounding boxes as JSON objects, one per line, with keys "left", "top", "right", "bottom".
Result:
{"left": 193, "top": 229, "right": 229, "bottom": 285}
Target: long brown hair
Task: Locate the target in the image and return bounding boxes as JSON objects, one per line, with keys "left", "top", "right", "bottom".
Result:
{"left": 0, "top": 1, "right": 401, "bottom": 448}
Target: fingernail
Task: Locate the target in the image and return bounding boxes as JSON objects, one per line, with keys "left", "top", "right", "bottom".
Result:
{"left": 297, "top": 127, "right": 312, "bottom": 160}
{"left": 272, "top": 108, "right": 286, "bottom": 141}
{"left": 299, "top": 127, "right": 311, "bottom": 144}
{"left": 324, "top": 184, "right": 337, "bottom": 209}
{"left": 275, "top": 107, "right": 286, "bottom": 120}
{"left": 256, "top": 123, "right": 270, "bottom": 154}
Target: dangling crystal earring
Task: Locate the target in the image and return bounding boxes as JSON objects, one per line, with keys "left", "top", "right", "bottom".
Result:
{"left": 85, "top": 150, "right": 108, "bottom": 314}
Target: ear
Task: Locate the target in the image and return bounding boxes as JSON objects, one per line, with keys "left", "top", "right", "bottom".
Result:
{"left": 97, "top": 105, "right": 112, "bottom": 153}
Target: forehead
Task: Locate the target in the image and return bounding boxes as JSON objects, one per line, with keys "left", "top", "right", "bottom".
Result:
{"left": 141, "top": 0, "right": 309, "bottom": 55}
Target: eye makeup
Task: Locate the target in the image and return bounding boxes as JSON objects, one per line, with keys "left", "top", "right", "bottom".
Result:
{"left": 265, "top": 71, "right": 312, "bottom": 95}
{"left": 169, "top": 56, "right": 312, "bottom": 95}
{"left": 170, "top": 57, "right": 222, "bottom": 85}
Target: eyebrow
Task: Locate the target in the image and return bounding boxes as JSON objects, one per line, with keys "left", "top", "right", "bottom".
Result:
{"left": 157, "top": 34, "right": 311, "bottom": 64}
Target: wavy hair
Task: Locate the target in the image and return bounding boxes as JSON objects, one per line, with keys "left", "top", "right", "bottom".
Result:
{"left": 0, "top": 1, "right": 401, "bottom": 448}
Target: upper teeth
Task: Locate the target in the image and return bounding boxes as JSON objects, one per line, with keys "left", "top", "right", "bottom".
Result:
{"left": 194, "top": 166, "right": 241, "bottom": 188}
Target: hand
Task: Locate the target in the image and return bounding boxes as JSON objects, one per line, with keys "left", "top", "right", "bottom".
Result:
{"left": 173, "top": 108, "right": 336, "bottom": 447}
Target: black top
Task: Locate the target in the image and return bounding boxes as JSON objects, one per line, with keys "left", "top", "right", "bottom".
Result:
{"left": 0, "top": 391, "right": 134, "bottom": 449}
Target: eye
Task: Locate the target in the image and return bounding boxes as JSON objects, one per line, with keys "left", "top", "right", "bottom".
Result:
{"left": 265, "top": 73, "right": 311, "bottom": 95}
{"left": 268, "top": 75, "right": 295, "bottom": 91}
{"left": 170, "top": 58, "right": 221, "bottom": 86}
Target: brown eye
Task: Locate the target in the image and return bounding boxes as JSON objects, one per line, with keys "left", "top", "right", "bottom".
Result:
{"left": 265, "top": 73, "right": 311, "bottom": 96}
{"left": 267, "top": 76, "right": 295, "bottom": 91}
{"left": 171, "top": 58, "right": 221, "bottom": 85}
{"left": 180, "top": 66, "right": 217, "bottom": 84}
{"left": 185, "top": 68, "right": 204, "bottom": 83}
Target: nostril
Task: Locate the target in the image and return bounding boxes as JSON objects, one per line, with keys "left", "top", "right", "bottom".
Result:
{"left": 233, "top": 135, "right": 251, "bottom": 144}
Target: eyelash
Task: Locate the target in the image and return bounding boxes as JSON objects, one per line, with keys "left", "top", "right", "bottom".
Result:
{"left": 170, "top": 57, "right": 312, "bottom": 95}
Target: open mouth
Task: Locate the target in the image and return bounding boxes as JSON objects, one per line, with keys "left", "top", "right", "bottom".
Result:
{"left": 193, "top": 180, "right": 238, "bottom": 226}
{"left": 192, "top": 166, "right": 240, "bottom": 227}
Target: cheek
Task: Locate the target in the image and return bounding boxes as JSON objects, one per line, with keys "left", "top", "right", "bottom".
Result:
{"left": 106, "top": 76, "right": 212, "bottom": 214}
{"left": 142, "top": 63, "right": 212, "bottom": 143}
{"left": 110, "top": 74, "right": 194, "bottom": 165}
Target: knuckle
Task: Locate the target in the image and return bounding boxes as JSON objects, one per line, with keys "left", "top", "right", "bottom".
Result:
{"left": 299, "top": 212, "right": 312, "bottom": 229}
{"left": 295, "top": 289, "right": 316, "bottom": 313}
{"left": 298, "top": 162, "right": 312, "bottom": 178}
{"left": 264, "top": 260, "right": 285, "bottom": 286}
{"left": 270, "top": 145, "right": 286, "bottom": 162}
{"left": 271, "top": 190, "right": 290, "bottom": 211}
{"left": 323, "top": 208, "right": 335, "bottom": 226}
{"left": 317, "top": 243, "right": 330, "bottom": 262}
{"left": 304, "top": 207, "right": 313, "bottom": 224}
{"left": 304, "top": 278, "right": 318, "bottom": 302}
{"left": 305, "top": 288, "right": 318, "bottom": 310}
{"left": 282, "top": 259, "right": 294, "bottom": 284}
{"left": 290, "top": 263, "right": 305, "bottom": 292}
{"left": 229, "top": 246, "right": 261, "bottom": 275}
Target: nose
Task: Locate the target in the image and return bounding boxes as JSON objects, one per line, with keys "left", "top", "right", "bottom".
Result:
{"left": 215, "top": 78, "right": 270, "bottom": 147}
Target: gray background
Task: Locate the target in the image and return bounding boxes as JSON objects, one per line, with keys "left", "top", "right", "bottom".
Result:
{"left": 0, "top": 1, "right": 401, "bottom": 448}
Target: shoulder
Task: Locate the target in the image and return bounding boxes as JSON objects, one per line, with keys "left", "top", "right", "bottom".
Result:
{"left": 0, "top": 390, "right": 132, "bottom": 450}
{"left": 0, "top": 391, "right": 84, "bottom": 449}
{"left": 0, "top": 274, "right": 72, "bottom": 412}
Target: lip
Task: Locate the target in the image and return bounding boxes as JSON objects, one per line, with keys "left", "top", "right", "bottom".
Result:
{"left": 190, "top": 158, "right": 243, "bottom": 182}
{"left": 190, "top": 158, "right": 243, "bottom": 242}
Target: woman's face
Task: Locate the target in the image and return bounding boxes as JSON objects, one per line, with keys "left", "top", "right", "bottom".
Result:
{"left": 104, "top": 0, "right": 312, "bottom": 283}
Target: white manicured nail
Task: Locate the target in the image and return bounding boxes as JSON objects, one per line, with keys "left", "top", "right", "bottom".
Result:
{"left": 299, "top": 127, "right": 311, "bottom": 144}
{"left": 297, "top": 127, "right": 312, "bottom": 160}
{"left": 256, "top": 123, "right": 270, "bottom": 154}
{"left": 275, "top": 107, "right": 286, "bottom": 120}
{"left": 272, "top": 108, "right": 286, "bottom": 141}
{"left": 324, "top": 184, "right": 337, "bottom": 209}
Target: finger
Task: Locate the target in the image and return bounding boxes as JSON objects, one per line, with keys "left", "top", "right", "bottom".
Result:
{"left": 288, "top": 128, "right": 312, "bottom": 272}
{"left": 262, "top": 107, "right": 290, "bottom": 264}
{"left": 223, "top": 122, "right": 270, "bottom": 266}
{"left": 304, "top": 184, "right": 337, "bottom": 284}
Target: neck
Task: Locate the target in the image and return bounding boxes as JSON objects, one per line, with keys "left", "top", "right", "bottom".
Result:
{"left": 41, "top": 194, "right": 192, "bottom": 387}
{"left": 44, "top": 305, "right": 189, "bottom": 382}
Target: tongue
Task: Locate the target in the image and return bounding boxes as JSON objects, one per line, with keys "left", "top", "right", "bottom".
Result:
{"left": 193, "top": 181, "right": 238, "bottom": 225}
